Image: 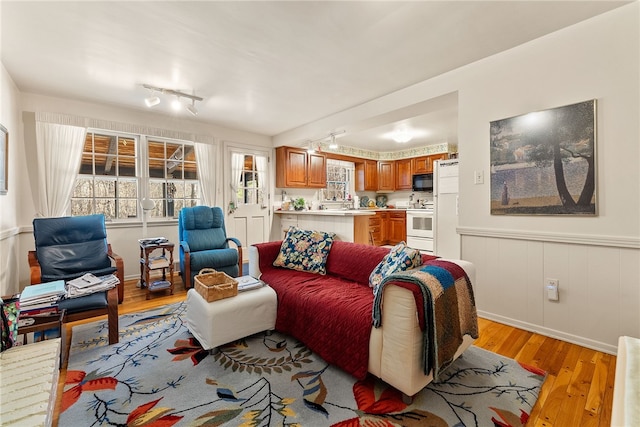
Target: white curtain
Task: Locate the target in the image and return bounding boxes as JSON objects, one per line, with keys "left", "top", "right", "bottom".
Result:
{"left": 194, "top": 142, "right": 217, "bottom": 206}
{"left": 230, "top": 152, "right": 244, "bottom": 203}
{"left": 34, "top": 122, "right": 86, "bottom": 217}
{"left": 256, "top": 155, "right": 267, "bottom": 207}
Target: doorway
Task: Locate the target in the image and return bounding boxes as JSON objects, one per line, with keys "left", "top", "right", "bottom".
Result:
{"left": 224, "top": 143, "right": 271, "bottom": 262}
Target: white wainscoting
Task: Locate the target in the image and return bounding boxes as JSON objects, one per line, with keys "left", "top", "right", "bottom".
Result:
{"left": 0, "top": 227, "right": 21, "bottom": 296}
{"left": 461, "top": 232, "right": 640, "bottom": 355}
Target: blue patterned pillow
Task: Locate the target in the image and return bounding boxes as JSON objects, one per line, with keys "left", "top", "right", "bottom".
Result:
{"left": 273, "top": 226, "right": 336, "bottom": 275}
{"left": 369, "top": 241, "right": 422, "bottom": 292}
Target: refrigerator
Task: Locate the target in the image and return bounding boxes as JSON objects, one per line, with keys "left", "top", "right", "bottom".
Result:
{"left": 433, "top": 159, "right": 460, "bottom": 259}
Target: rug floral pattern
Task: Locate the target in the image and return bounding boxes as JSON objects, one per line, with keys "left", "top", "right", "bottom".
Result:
{"left": 60, "top": 302, "right": 545, "bottom": 426}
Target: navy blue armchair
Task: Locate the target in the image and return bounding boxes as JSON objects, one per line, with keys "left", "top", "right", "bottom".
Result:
{"left": 28, "top": 214, "right": 122, "bottom": 344}
{"left": 178, "top": 206, "right": 243, "bottom": 288}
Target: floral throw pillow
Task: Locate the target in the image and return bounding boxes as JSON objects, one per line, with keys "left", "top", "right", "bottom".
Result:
{"left": 273, "top": 226, "right": 336, "bottom": 275}
{"left": 369, "top": 241, "right": 423, "bottom": 293}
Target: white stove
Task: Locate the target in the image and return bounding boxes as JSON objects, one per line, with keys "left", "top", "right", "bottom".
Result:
{"left": 406, "top": 205, "right": 434, "bottom": 253}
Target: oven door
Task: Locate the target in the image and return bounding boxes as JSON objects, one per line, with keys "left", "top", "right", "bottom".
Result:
{"left": 406, "top": 210, "right": 434, "bottom": 238}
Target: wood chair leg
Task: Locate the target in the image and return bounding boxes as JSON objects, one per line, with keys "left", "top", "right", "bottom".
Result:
{"left": 106, "top": 287, "right": 119, "bottom": 345}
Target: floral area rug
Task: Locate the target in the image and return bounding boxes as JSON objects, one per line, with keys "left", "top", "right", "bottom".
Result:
{"left": 59, "top": 302, "right": 545, "bottom": 426}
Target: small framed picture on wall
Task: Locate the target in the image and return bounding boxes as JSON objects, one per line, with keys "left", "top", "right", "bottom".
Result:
{"left": 0, "top": 123, "right": 7, "bottom": 195}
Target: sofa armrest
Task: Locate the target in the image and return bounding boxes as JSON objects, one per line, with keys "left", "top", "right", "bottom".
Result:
{"left": 369, "top": 258, "right": 477, "bottom": 398}
{"left": 107, "top": 244, "right": 125, "bottom": 304}
{"left": 28, "top": 251, "right": 42, "bottom": 285}
{"left": 249, "top": 241, "right": 283, "bottom": 279}
{"left": 248, "top": 246, "right": 261, "bottom": 279}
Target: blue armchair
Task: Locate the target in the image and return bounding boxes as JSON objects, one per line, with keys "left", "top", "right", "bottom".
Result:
{"left": 178, "top": 206, "right": 243, "bottom": 288}
{"left": 28, "top": 214, "right": 122, "bottom": 344}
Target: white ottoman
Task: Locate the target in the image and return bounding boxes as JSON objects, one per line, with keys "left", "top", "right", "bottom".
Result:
{"left": 185, "top": 285, "right": 277, "bottom": 350}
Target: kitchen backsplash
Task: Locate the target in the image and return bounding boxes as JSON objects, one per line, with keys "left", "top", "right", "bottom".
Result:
{"left": 275, "top": 188, "right": 433, "bottom": 209}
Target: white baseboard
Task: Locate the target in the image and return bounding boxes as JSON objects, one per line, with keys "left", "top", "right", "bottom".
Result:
{"left": 477, "top": 310, "right": 619, "bottom": 356}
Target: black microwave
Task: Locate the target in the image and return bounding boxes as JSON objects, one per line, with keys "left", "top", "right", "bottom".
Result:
{"left": 412, "top": 173, "right": 433, "bottom": 192}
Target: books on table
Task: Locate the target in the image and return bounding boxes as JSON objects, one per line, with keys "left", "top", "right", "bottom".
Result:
{"left": 138, "top": 237, "right": 169, "bottom": 246}
{"left": 19, "top": 280, "right": 66, "bottom": 314}
{"left": 236, "top": 275, "right": 264, "bottom": 292}
{"left": 19, "top": 280, "right": 66, "bottom": 302}
{"left": 147, "top": 256, "right": 170, "bottom": 269}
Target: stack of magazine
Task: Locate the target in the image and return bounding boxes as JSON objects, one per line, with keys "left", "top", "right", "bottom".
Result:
{"left": 139, "top": 237, "right": 169, "bottom": 247}
{"left": 66, "top": 273, "right": 120, "bottom": 298}
{"left": 19, "top": 280, "right": 66, "bottom": 316}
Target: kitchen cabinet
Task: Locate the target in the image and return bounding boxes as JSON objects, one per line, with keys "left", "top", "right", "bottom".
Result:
{"left": 411, "top": 153, "right": 448, "bottom": 174}
{"left": 430, "top": 153, "right": 448, "bottom": 169}
{"left": 387, "top": 211, "right": 407, "bottom": 245}
{"left": 395, "top": 158, "right": 412, "bottom": 190}
{"left": 411, "top": 156, "right": 431, "bottom": 174}
{"left": 377, "top": 161, "right": 395, "bottom": 191}
{"left": 364, "top": 210, "right": 406, "bottom": 246}
{"left": 355, "top": 159, "right": 378, "bottom": 192}
{"left": 275, "top": 146, "right": 326, "bottom": 188}
{"left": 368, "top": 212, "right": 385, "bottom": 246}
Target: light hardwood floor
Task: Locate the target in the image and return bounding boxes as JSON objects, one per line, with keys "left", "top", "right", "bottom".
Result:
{"left": 53, "top": 277, "right": 617, "bottom": 427}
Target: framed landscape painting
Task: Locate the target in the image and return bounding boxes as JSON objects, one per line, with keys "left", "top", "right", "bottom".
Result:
{"left": 0, "top": 124, "right": 7, "bottom": 195}
{"left": 490, "top": 100, "right": 596, "bottom": 215}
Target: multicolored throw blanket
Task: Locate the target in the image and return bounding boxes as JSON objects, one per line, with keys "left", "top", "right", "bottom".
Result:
{"left": 372, "top": 260, "right": 479, "bottom": 380}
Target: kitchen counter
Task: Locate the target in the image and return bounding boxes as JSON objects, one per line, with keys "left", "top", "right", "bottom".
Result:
{"left": 272, "top": 208, "right": 407, "bottom": 244}
{"left": 274, "top": 208, "right": 404, "bottom": 216}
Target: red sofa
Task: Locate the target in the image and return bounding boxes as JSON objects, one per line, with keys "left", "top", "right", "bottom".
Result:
{"left": 249, "top": 240, "right": 478, "bottom": 398}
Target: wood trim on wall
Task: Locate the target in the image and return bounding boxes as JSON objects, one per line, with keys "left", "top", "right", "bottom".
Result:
{"left": 0, "top": 226, "right": 20, "bottom": 242}
{"left": 458, "top": 226, "right": 640, "bottom": 249}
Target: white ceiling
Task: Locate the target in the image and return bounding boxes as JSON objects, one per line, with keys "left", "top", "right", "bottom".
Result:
{"left": 1, "top": 1, "right": 629, "bottom": 151}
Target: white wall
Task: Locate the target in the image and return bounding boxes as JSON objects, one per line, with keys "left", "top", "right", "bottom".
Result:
{"left": 456, "top": 4, "right": 640, "bottom": 353}
{"left": 276, "top": 4, "right": 640, "bottom": 353}
{"left": 0, "top": 64, "right": 23, "bottom": 296}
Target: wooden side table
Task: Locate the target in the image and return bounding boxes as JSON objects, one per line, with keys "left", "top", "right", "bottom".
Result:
{"left": 139, "top": 241, "right": 175, "bottom": 300}
{"left": 17, "top": 309, "right": 66, "bottom": 368}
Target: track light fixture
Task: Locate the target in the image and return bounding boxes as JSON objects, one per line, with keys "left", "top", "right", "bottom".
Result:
{"left": 328, "top": 134, "right": 338, "bottom": 149}
{"left": 302, "top": 130, "right": 345, "bottom": 152}
{"left": 186, "top": 99, "right": 198, "bottom": 116}
{"left": 145, "top": 95, "right": 160, "bottom": 107}
{"left": 142, "top": 84, "right": 203, "bottom": 114}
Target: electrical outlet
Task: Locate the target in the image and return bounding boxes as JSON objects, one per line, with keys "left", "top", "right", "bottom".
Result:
{"left": 474, "top": 170, "right": 484, "bottom": 184}
{"left": 546, "top": 278, "right": 559, "bottom": 301}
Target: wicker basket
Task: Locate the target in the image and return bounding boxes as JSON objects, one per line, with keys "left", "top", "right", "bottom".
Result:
{"left": 194, "top": 268, "right": 238, "bottom": 302}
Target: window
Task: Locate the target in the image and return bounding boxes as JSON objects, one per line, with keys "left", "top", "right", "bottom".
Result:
{"left": 71, "top": 130, "right": 201, "bottom": 221}
{"left": 323, "top": 159, "right": 354, "bottom": 201}
{"left": 148, "top": 138, "right": 199, "bottom": 219}
{"left": 71, "top": 131, "right": 138, "bottom": 220}
{"left": 232, "top": 153, "right": 266, "bottom": 207}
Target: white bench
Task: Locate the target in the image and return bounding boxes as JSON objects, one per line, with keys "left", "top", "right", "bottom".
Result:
{"left": 185, "top": 286, "right": 277, "bottom": 350}
{"left": 0, "top": 338, "right": 61, "bottom": 427}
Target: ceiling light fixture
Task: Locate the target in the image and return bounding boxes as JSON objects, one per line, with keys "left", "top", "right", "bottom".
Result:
{"left": 392, "top": 128, "right": 413, "bottom": 143}
{"left": 186, "top": 99, "right": 198, "bottom": 116}
{"left": 328, "top": 134, "right": 338, "bottom": 149}
{"left": 171, "top": 96, "right": 182, "bottom": 111}
{"left": 144, "top": 94, "right": 160, "bottom": 107}
{"left": 306, "top": 140, "right": 316, "bottom": 154}
{"left": 301, "top": 130, "right": 345, "bottom": 152}
{"left": 142, "top": 84, "right": 203, "bottom": 114}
